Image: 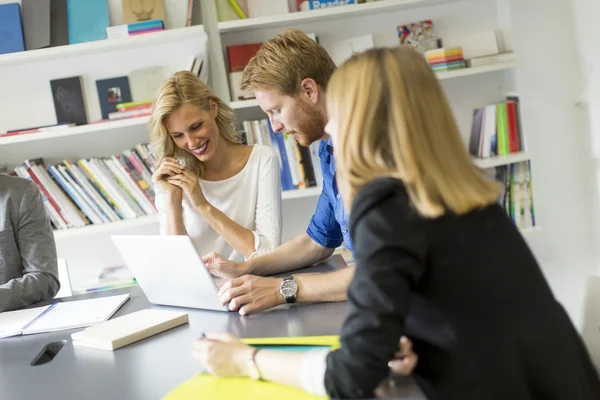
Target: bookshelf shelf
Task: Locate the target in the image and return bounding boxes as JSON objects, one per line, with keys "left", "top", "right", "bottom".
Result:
{"left": 53, "top": 214, "right": 159, "bottom": 240}
{"left": 436, "top": 61, "right": 517, "bottom": 80}
{"left": 0, "top": 117, "right": 151, "bottom": 146}
{"left": 230, "top": 99, "right": 260, "bottom": 110}
{"left": 520, "top": 226, "right": 541, "bottom": 237}
{"left": 217, "top": 0, "right": 451, "bottom": 33}
{"left": 282, "top": 186, "right": 322, "bottom": 200}
{"left": 52, "top": 187, "right": 322, "bottom": 239}
{"left": 473, "top": 152, "right": 530, "bottom": 169}
{"left": 0, "top": 25, "right": 205, "bottom": 67}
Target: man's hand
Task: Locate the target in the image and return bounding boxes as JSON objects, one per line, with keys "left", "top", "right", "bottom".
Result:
{"left": 218, "top": 275, "right": 284, "bottom": 315}
{"left": 203, "top": 252, "right": 249, "bottom": 279}
{"left": 388, "top": 336, "right": 418, "bottom": 376}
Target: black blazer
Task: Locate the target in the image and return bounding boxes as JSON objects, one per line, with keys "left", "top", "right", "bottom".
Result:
{"left": 324, "top": 178, "right": 600, "bottom": 399}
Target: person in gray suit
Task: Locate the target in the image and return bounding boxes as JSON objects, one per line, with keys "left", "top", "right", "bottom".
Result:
{"left": 0, "top": 174, "right": 60, "bottom": 312}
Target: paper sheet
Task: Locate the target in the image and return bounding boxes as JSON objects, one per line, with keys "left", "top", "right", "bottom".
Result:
{"left": 163, "top": 336, "right": 340, "bottom": 399}
{"left": 162, "top": 375, "right": 327, "bottom": 400}
{"left": 0, "top": 306, "right": 49, "bottom": 339}
{"left": 21, "top": 294, "right": 130, "bottom": 335}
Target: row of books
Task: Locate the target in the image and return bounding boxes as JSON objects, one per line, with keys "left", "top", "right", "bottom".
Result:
{"left": 0, "top": 0, "right": 193, "bottom": 55}
{"left": 487, "top": 161, "right": 536, "bottom": 229}
{"left": 469, "top": 97, "right": 526, "bottom": 159}
{"left": 12, "top": 144, "right": 157, "bottom": 231}
{"left": 241, "top": 119, "right": 322, "bottom": 191}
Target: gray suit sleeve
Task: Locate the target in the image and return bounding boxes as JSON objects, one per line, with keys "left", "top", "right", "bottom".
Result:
{"left": 0, "top": 183, "right": 60, "bottom": 312}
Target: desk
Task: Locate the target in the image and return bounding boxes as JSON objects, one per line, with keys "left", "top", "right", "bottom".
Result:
{"left": 0, "top": 256, "right": 425, "bottom": 400}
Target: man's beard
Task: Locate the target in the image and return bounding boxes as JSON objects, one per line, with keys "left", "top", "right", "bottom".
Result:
{"left": 293, "top": 100, "right": 326, "bottom": 147}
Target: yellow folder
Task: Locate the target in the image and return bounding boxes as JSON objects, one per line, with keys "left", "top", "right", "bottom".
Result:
{"left": 162, "top": 336, "right": 340, "bottom": 400}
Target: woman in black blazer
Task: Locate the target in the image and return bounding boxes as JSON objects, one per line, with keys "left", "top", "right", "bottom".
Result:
{"left": 192, "top": 46, "right": 600, "bottom": 399}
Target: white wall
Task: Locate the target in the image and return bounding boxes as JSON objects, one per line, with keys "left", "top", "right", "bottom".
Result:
{"left": 571, "top": 0, "right": 600, "bottom": 276}
{"left": 507, "top": 0, "right": 597, "bottom": 327}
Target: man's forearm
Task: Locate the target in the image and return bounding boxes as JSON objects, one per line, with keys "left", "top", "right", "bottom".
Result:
{"left": 295, "top": 266, "right": 355, "bottom": 303}
{"left": 248, "top": 233, "right": 334, "bottom": 275}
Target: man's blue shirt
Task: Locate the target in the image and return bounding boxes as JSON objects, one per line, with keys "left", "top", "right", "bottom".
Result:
{"left": 306, "top": 138, "right": 354, "bottom": 252}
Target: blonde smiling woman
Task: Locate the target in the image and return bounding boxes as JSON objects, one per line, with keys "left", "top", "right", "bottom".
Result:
{"left": 191, "top": 48, "right": 600, "bottom": 399}
{"left": 148, "top": 71, "right": 282, "bottom": 262}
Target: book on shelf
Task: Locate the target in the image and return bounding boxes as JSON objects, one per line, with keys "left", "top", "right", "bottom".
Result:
{"left": 226, "top": 43, "right": 263, "bottom": 101}
{"left": 0, "top": 3, "right": 25, "bottom": 55}
{"left": 22, "top": 0, "right": 51, "bottom": 51}
{"left": 397, "top": 20, "right": 440, "bottom": 54}
{"left": 0, "top": 123, "right": 75, "bottom": 138}
{"left": 129, "top": 66, "right": 165, "bottom": 102}
{"left": 302, "top": 0, "right": 356, "bottom": 10}
{"left": 241, "top": 119, "right": 320, "bottom": 192}
{"left": 67, "top": 0, "right": 109, "bottom": 44}
{"left": 485, "top": 161, "right": 536, "bottom": 230}
{"left": 13, "top": 143, "right": 158, "bottom": 231}
{"left": 50, "top": 0, "right": 69, "bottom": 47}
{"left": 106, "top": 19, "right": 165, "bottom": 39}
{"left": 122, "top": 0, "right": 165, "bottom": 25}
{"left": 469, "top": 96, "right": 526, "bottom": 159}
{"left": 467, "top": 52, "right": 516, "bottom": 68}
{"left": 96, "top": 76, "right": 133, "bottom": 120}
{"left": 50, "top": 76, "right": 88, "bottom": 126}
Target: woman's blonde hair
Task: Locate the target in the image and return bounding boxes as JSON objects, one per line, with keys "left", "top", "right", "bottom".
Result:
{"left": 328, "top": 47, "right": 501, "bottom": 218}
{"left": 148, "top": 71, "right": 240, "bottom": 177}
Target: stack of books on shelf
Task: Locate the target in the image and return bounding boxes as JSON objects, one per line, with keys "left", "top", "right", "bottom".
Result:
{"left": 106, "top": 20, "right": 164, "bottom": 40}
{"left": 241, "top": 119, "right": 322, "bottom": 192}
{"left": 12, "top": 144, "right": 157, "bottom": 231}
{"left": 425, "top": 47, "right": 466, "bottom": 72}
{"left": 486, "top": 161, "right": 536, "bottom": 230}
{"left": 469, "top": 96, "right": 526, "bottom": 159}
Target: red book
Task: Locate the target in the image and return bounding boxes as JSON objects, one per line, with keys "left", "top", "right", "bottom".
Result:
{"left": 226, "top": 43, "right": 263, "bottom": 73}
{"left": 506, "top": 101, "right": 520, "bottom": 153}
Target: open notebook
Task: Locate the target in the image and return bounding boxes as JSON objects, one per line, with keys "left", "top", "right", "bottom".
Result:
{"left": 163, "top": 336, "right": 340, "bottom": 400}
{"left": 0, "top": 294, "right": 129, "bottom": 339}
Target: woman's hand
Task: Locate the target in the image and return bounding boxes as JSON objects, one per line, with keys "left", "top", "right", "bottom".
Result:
{"left": 388, "top": 336, "right": 418, "bottom": 376}
{"left": 192, "top": 333, "right": 254, "bottom": 378}
{"left": 165, "top": 168, "right": 209, "bottom": 212}
{"left": 202, "top": 252, "right": 249, "bottom": 279}
{"left": 151, "top": 157, "right": 183, "bottom": 199}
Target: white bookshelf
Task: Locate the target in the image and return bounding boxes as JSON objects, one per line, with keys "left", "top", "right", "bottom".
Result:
{"left": 217, "top": 0, "right": 452, "bottom": 33}
{"left": 473, "top": 152, "right": 530, "bottom": 168}
{"left": 0, "top": 25, "right": 205, "bottom": 67}
{"left": 230, "top": 99, "right": 260, "bottom": 110}
{"left": 52, "top": 186, "right": 322, "bottom": 239}
{"left": 0, "top": 117, "right": 151, "bottom": 146}
{"left": 437, "top": 61, "right": 516, "bottom": 80}
{"left": 520, "top": 226, "right": 541, "bottom": 237}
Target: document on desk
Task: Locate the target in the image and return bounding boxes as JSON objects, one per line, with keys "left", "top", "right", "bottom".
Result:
{"left": 0, "top": 294, "right": 129, "bottom": 338}
{"left": 0, "top": 306, "right": 51, "bottom": 339}
{"left": 163, "top": 336, "right": 340, "bottom": 400}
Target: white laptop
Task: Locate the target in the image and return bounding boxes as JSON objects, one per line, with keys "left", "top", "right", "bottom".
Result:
{"left": 111, "top": 235, "right": 229, "bottom": 312}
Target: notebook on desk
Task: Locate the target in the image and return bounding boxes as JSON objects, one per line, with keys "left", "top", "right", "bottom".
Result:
{"left": 72, "top": 309, "right": 189, "bottom": 350}
{"left": 0, "top": 294, "right": 129, "bottom": 339}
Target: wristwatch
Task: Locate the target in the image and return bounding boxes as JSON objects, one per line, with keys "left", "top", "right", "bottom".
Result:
{"left": 247, "top": 348, "right": 262, "bottom": 380}
{"left": 280, "top": 276, "right": 298, "bottom": 304}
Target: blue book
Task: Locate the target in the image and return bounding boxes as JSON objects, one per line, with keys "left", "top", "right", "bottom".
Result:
{"left": 0, "top": 3, "right": 25, "bottom": 54}
{"left": 308, "top": 0, "right": 356, "bottom": 10}
{"left": 67, "top": 0, "right": 109, "bottom": 44}
{"left": 267, "top": 120, "right": 294, "bottom": 191}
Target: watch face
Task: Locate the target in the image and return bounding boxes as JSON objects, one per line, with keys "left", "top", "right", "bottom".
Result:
{"left": 281, "top": 279, "right": 298, "bottom": 297}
